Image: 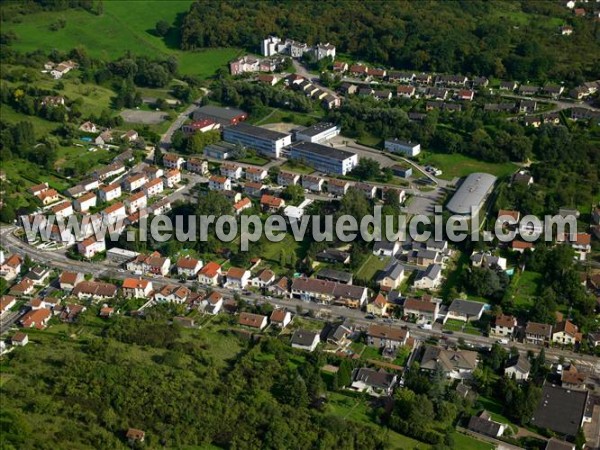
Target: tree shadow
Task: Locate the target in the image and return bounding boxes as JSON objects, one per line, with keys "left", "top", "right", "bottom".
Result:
{"left": 144, "top": 12, "right": 188, "bottom": 51}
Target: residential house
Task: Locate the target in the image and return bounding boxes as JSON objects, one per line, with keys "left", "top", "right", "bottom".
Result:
{"left": 446, "top": 299, "right": 485, "bottom": 322}
{"left": 260, "top": 194, "right": 285, "bottom": 212}
{"left": 94, "top": 130, "right": 113, "bottom": 146}
{"left": 164, "top": 169, "right": 181, "bottom": 188}
{"left": 77, "top": 237, "right": 106, "bottom": 259}
{"left": 143, "top": 166, "right": 164, "bottom": 181}
{"left": 126, "top": 251, "right": 171, "bottom": 276}
{"left": 492, "top": 314, "right": 517, "bottom": 338}
{"left": 351, "top": 368, "right": 397, "bottom": 397}
{"left": 511, "top": 240, "right": 534, "bottom": 253}
{"left": 519, "top": 99, "right": 537, "bottom": 112}
{"left": 220, "top": 163, "right": 243, "bottom": 180}
{"left": 0, "top": 254, "right": 22, "bottom": 281}
{"left": 366, "top": 323, "right": 409, "bottom": 349}
{"left": 327, "top": 178, "right": 350, "bottom": 196}
{"left": 176, "top": 256, "right": 203, "bottom": 279}
{"left": 102, "top": 202, "right": 126, "bottom": 224}
{"left": 301, "top": 175, "right": 325, "bottom": 192}
{"left": 99, "top": 306, "right": 115, "bottom": 318}
{"left": 561, "top": 365, "right": 586, "bottom": 391}
{"left": 525, "top": 322, "right": 553, "bottom": 346}
{"left": 197, "top": 262, "right": 221, "bottom": 286}
{"left": 403, "top": 297, "right": 440, "bottom": 322}
{"left": 186, "top": 158, "right": 209, "bottom": 175}
{"left": 225, "top": 267, "right": 251, "bottom": 289}
{"left": 470, "top": 251, "right": 507, "bottom": 271}
{"left": 98, "top": 183, "right": 121, "bottom": 203}
{"left": 79, "top": 121, "right": 99, "bottom": 133}
{"left": 28, "top": 182, "right": 49, "bottom": 196}
{"left": 126, "top": 429, "right": 145, "bottom": 445}
{"left": 233, "top": 197, "right": 252, "bottom": 215}
{"left": 251, "top": 269, "right": 275, "bottom": 288}
{"left": 124, "top": 191, "right": 147, "bottom": 214}
{"left": 154, "top": 284, "right": 191, "bottom": 304}
{"left": 468, "top": 411, "right": 506, "bottom": 438}
{"left": 367, "top": 293, "right": 388, "bottom": 317}
{"left": 37, "top": 189, "right": 59, "bottom": 205}
{"left": 333, "top": 61, "right": 348, "bottom": 72}
{"left": 208, "top": 176, "right": 231, "bottom": 191}
{"left": 373, "top": 240, "right": 400, "bottom": 257}
{"left": 499, "top": 81, "right": 518, "bottom": 91}
{"left": 559, "top": 233, "right": 592, "bottom": 260}
{"left": 245, "top": 167, "right": 268, "bottom": 182}
{"left": 51, "top": 201, "right": 73, "bottom": 219}
{"left": 278, "top": 171, "right": 300, "bottom": 187}
{"left": 59, "top": 271, "right": 84, "bottom": 292}
{"left": 9, "top": 278, "right": 35, "bottom": 297}
{"left": 268, "top": 277, "right": 289, "bottom": 297}
{"left": 290, "top": 277, "right": 368, "bottom": 308}
{"left": 546, "top": 439, "right": 576, "bottom": 450}
{"left": 291, "top": 329, "right": 320, "bottom": 351}
{"left": 144, "top": 178, "right": 164, "bottom": 198}
{"left": 270, "top": 308, "right": 292, "bottom": 328}
{"left": 11, "top": 332, "right": 28, "bottom": 346}
{"left": 316, "top": 268, "right": 353, "bottom": 285}
{"left": 396, "top": 85, "right": 416, "bottom": 98}
{"left": 20, "top": 308, "right": 51, "bottom": 329}
{"left": 420, "top": 345, "right": 479, "bottom": 379}
{"left": 315, "top": 248, "right": 350, "bottom": 264}
{"left": 239, "top": 312, "right": 268, "bottom": 330}
{"left": 377, "top": 263, "right": 405, "bottom": 290}
{"left": 244, "top": 181, "right": 264, "bottom": 198}
{"left": 413, "top": 264, "right": 443, "bottom": 290}
{"left": 150, "top": 198, "right": 171, "bottom": 216}
{"left": 354, "top": 183, "right": 377, "bottom": 199}
{"left": 24, "top": 266, "right": 50, "bottom": 285}
{"left": 202, "top": 291, "right": 223, "bottom": 316}
{"left": 120, "top": 130, "right": 138, "bottom": 142}
{"left": 531, "top": 384, "right": 588, "bottom": 438}
{"left": 122, "top": 278, "right": 153, "bottom": 299}
{"left": 93, "top": 162, "right": 125, "bottom": 181}
{"left": 552, "top": 320, "right": 581, "bottom": 346}
{"left": 73, "top": 192, "right": 97, "bottom": 213}
{"left": 504, "top": 354, "right": 531, "bottom": 381}
{"left": 0, "top": 295, "right": 16, "bottom": 316}
{"left": 72, "top": 281, "right": 117, "bottom": 301}
{"left": 457, "top": 89, "right": 475, "bottom": 101}
{"left": 163, "top": 154, "right": 185, "bottom": 170}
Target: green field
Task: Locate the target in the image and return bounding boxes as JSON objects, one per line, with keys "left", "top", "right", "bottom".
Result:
{"left": 0, "top": 104, "right": 60, "bottom": 138}
{"left": 419, "top": 153, "right": 518, "bottom": 181}
{"left": 355, "top": 254, "right": 390, "bottom": 281}
{"left": 451, "top": 431, "right": 494, "bottom": 450}
{"left": 3, "top": 1, "right": 241, "bottom": 78}
{"left": 280, "top": 161, "right": 315, "bottom": 175}
{"left": 504, "top": 270, "right": 542, "bottom": 312}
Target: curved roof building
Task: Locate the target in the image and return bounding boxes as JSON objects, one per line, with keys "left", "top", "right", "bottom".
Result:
{"left": 446, "top": 172, "right": 497, "bottom": 215}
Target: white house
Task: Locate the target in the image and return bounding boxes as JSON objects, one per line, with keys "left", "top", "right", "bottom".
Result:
{"left": 124, "top": 192, "right": 147, "bottom": 214}
{"left": 77, "top": 237, "right": 106, "bottom": 259}
{"left": 123, "top": 173, "right": 148, "bottom": 192}
{"left": 220, "top": 163, "right": 243, "bottom": 180}
{"left": 291, "top": 329, "right": 320, "bottom": 352}
{"left": 552, "top": 320, "right": 580, "bottom": 346}
{"left": 197, "top": 262, "right": 221, "bottom": 286}
{"left": 164, "top": 169, "right": 181, "bottom": 188}
{"left": 251, "top": 269, "right": 276, "bottom": 288}
{"left": 413, "top": 264, "right": 442, "bottom": 290}
{"left": 98, "top": 183, "right": 121, "bottom": 203}
{"left": 270, "top": 308, "right": 292, "bottom": 328}
{"left": 384, "top": 138, "right": 421, "bottom": 157}
{"left": 239, "top": 312, "right": 268, "bottom": 330}
{"left": 203, "top": 291, "right": 223, "bottom": 315}
{"left": 51, "top": 201, "right": 73, "bottom": 219}
{"left": 245, "top": 167, "right": 268, "bottom": 182}
{"left": 122, "top": 278, "right": 153, "bottom": 299}
{"left": 208, "top": 176, "right": 231, "bottom": 191}
{"left": 176, "top": 256, "right": 203, "bottom": 279}
{"left": 446, "top": 299, "right": 485, "bottom": 322}
{"left": 225, "top": 267, "right": 251, "bottom": 289}
{"left": 491, "top": 314, "right": 517, "bottom": 338}
{"left": 144, "top": 178, "right": 164, "bottom": 198}
{"left": 163, "top": 154, "right": 185, "bottom": 170}
{"left": 102, "top": 202, "right": 126, "bottom": 224}
{"left": 504, "top": 355, "right": 531, "bottom": 381}
{"left": 373, "top": 240, "right": 400, "bottom": 257}
{"left": 73, "top": 192, "right": 97, "bottom": 213}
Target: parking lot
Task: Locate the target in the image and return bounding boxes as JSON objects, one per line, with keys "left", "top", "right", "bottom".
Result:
{"left": 120, "top": 109, "right": 169, "bottom": 124}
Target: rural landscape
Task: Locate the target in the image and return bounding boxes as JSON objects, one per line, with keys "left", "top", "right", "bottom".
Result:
{"left": 0, "top": 1, "right": 599, "bottom": 450}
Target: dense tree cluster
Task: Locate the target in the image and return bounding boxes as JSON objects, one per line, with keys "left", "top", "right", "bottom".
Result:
{"left": 180, "top": 0, "right": 600, "bottom": 82}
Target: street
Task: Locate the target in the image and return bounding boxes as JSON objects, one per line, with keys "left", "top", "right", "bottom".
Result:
{"left": 1, "top": 225, "right": 599, "bottom": 371}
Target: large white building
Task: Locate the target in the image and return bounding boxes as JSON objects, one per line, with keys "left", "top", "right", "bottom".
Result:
{"left": 223, "top": 123, "right": 291, "bottom": 159}
{"left": 290, "top": 142, "right": 358, "bottom": 175}
{"left": 295, "top": 122, "right": 341, "bottom": 143}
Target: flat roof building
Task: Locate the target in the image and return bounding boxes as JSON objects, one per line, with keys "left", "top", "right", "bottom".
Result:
{"left": 290, "top": 141, "right": 358, "bottom": 175}
{"left": 192, "top": 105, "right": 247, "bottom": 127}
{"left": 203, "top": 141, "right": 238, "bottom": 160}
{"left": 384, "top": 138, "right": 421, "bottom": 157}
{"left": 295, "top": 122, "right": 341, "bottom": 143}
{"left": 446, "top": 172, "right": 497, "bottom": 216}
{"left": 223, "top": 123, "right": 291, "bottom": 159}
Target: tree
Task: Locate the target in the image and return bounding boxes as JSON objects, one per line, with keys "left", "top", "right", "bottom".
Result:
{"left": 351, "top": 157, "right": 380, "bottom": 180}
{"left": 337, "top": 359, "right": 353, "bottom": 388}
{"left": 155, "top": 20, "right": 170, "bottom": 37}
{"left": 281, "top": 184, "right": 305, "bottom": 205}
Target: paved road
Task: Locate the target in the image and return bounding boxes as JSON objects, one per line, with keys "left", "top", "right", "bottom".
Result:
{"left": 493, "top": 91, "right": 599, "bottom": 112}
{"left": 159, "top": 97, "right": 203, "bottom": 148}
{"left": 292, "top": 60, "right": 339, "bottom": 98}
{"left": 2, "top": 226, "right": 599, "bottom": 370}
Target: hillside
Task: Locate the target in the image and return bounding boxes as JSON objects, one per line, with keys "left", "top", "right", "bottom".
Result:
{"left": 1, "top": 0, "right": 240, "bottom": 77}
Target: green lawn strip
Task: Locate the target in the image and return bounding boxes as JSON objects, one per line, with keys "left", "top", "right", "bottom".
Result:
{"left": 418, "top": 152, "right": 518, "bottom": 181}
{"left": 355, "top": 254, "right": 390, "bottom": 281}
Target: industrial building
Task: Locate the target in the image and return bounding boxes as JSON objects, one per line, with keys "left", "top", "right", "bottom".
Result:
{"left": 446, "top": 172, "right": 497, "bottom": 216}
{"left": 223, "top": 123, "right": 291, "bottom": 158}
{"left": 192, "top": 105, "right": 247, "bottom": 127}
{"left": 289, "top": 142, "right": 358, "bottom": 175}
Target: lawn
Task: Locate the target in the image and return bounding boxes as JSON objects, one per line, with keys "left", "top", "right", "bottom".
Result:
{"left": 234, "top": 155, "right": 270, "bottom": 166}
{"left": 450, "top": 431, "right": 494, "bottom": 450}
{"left": 504, "top": 270, "right": 541, "bottom": 313}
{"left": 54, "top": 145, "right": 114, "bottom": 173}
{"left": 0, "top": 104, "right": 60, "bottom": 138}
{"left": 280, "top": 161, "right": 315, "bottom": 175}
{"left": 355, "top": 254, "right": 390, "bottom": 281}
{"left": 253, "top": 108, "right": 323, "bottom": 127}
{"left": 2, "top": 1, "right": 241, "bottom": 78}
{"left": 419, "top": 152, "right": 518, "bottom": 181}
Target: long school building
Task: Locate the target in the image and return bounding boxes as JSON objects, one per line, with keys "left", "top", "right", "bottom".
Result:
{"left": 289, "top": 142, "right": 358, "bottom": 175}
{"left": 223, "top": 123, "right": 291, "bottom": 159}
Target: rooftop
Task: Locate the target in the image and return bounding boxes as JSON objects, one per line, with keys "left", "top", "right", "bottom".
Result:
{"left": 446, "top": 172, "right": 497, "bottom": 215}
{"left": 292, "top": 141, "right": 357, "bottom": 162}
{"left": 226, "top": 122, "right": 290, "bottom": 141}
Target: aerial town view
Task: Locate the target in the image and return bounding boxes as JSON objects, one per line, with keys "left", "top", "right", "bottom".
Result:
{"left": 0, "top": 1, "right": 599, "bottom": 449}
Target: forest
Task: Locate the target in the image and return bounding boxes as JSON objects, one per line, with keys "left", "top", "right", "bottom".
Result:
{"left": 180, "top": 0, "right": 600, "bottom": 82}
